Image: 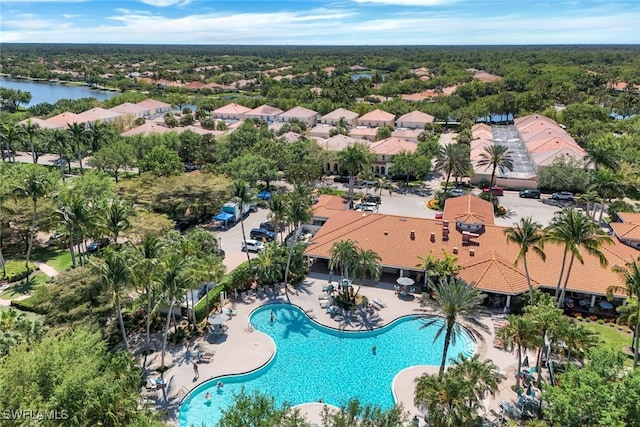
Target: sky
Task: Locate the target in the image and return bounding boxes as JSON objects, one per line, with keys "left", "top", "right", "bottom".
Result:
{"left": 0, "top": 0, "right": 639, "bottom": 45}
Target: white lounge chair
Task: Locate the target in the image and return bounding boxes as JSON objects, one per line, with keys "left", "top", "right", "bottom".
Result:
{"left": 319, "top": 299, "right": 330, "bottom": 308}
{"left": 373, "top": 298, "right": 386, "bottom": 308}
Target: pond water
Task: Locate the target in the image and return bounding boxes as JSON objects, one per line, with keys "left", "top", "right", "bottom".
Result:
{"left": 0, "top": 76, "right": 117, "bottom": 106}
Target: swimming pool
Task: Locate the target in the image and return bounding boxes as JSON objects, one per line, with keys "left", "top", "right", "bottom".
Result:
{"left": 179, "top": 304, "right": 475, "bottom": 427}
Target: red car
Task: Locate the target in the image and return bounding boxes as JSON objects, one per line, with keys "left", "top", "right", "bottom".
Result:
{"left": 435, "top": 212, "right": 443, "bottom": 219}
{"left": 482, "top": 186, "right": 504, "bottom": 196}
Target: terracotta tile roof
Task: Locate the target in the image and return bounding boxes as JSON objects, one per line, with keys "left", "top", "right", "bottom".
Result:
{"left": 358, "top": 109, "right": 395, "bottom": 123}
{"left": 279, "top": 106, "right": 318, "bottom": 119}
{"left": 526, "top": 138, "right": 585, "bottom": 155}
{"left": 391, "top": 128, "right": 422, "bottom": 141}
{"left": 531, "top": 148, "right": 586, "bottom": 167}
{"left": 515, "top": 114, "right": 561, "bottom": 134}
{"left": 610, "top": 223, "right": 640, "bottom": 242}
{"left": 471, "top": 123, "right": 493, "bottom": 140}
{"left": 369, "top": 137, "right": 416, "bottom": 155}
{"left": 321, "top": 108, "right": 359, "bottom": 120}
{"left": 443, "top": 195, "right": 495, "bottom": 225}
{"left": 78, "top": 107, "right": 122, "bottom": 121}
{"left": 349, "top": 127, "right": 378, "bottom": 139}
{"left": 212, "top": 103, "right": 251, "bottom": 115}
{"left": 136, "top": 99, "right": 171, "bottom": 109}
{"left": 460, "top": 250, "right": 535, "bottom": 295}
{"left": 46, "top": 112, "right": 86, "bottom": 126}
{"left": 304, "top": 210, "right": 636, "bottom": 297}
{"left": 110, "top": 102, "right": 147, "bottom": 115}
{"left": 279, "top": 131, "right": 302, "bottom": 143}
{"left": 312, "top": 195, "right": 348, "bottom": 219}
{"left": 467, "top": 68, "right": 502, "bottom": 82}
{"left": 245, "top": 104, "right": 283, "bottom": 117}
{"left": 410, "top": 67, "right": 430, "bottom": 76}
{"left": 121, "top": 122, "right": 173, "bottom": 137}
{"left": 319, "top": 134, "right": 363, "bottom": 151}
{"left": 19, "top": 117, "right": 63, "bottom": 129}
{"left": 618, "top": 212, "right": 640, "bottom": 224}
{"left": 183, "top": 81, "right": 206, "bottom": 89}
{"left": 397, "top": 110, "right": 435, "bottom": 124}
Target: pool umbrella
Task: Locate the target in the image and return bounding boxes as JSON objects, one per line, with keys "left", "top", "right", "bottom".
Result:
{"left": 207, "top": 313, "right": 230, "bottom": 325}
{"left": 396, "top": 277, "right": 415, "bottom": 287}
{"left": 598, "top": 301, "right": 613, "bottom": 310}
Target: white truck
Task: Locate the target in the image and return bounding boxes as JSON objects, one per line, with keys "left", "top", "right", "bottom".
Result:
{"left": 221, "top": 200, "right": 257, "bottom": 222}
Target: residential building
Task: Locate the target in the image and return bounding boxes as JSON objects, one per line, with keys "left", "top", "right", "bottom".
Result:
{"left": 368, "top": 137, "right": 416, "bottom": 176}
{"left": 19, "top": 117, "right": 63, "bottom": 130}
{"left": 278, "top": 106, "right": 319, "bottom": 127}
{"left": 46, "top": 112, "right": 87, "bottom": 127}
{"left": 309, "top": 124, "right": 335, "bottom": 139}
{"left": 77, "top": 107, "right": 123, "bottom": 124}
{"left": 211, "top": 103, "right": 251, "bottom": 120}
{"left": 349, "top": 126, "right": 378, "bottom": 141}
{"left": 610, "top": 212, "right": 640, "bottom": 250}
{"left": 136, "top": 99, "right": 172, "bottom": 116}
{"left": 109, "top": 102, "right": 147, "bottom": 118}
{"left": 357, "top": 109, "right": 395, "bottom": 128}
{"left": 244, "top": 104, "right": 283, "bottom": 122}
{"left": 391, "top": 128, "right": 423, "bottom": 143}
{"left": 396, "top": 110, "right": 435, "bottom": 129}
{"left": 320, "top": 108, "right": 359, "bottom": 126}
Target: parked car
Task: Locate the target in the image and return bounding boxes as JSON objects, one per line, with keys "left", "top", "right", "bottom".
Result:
{"left": 482, "top": 186, "right": 504, "bottom": 196}
{"left": 446, "top": 188, "right": 466, "bottom": 197}
{"left": 551, "top": 191, "right": 574, "bottom": 201}
{"left": 364, "top": 195, "right": 381, "bottom": 205}
{"left": 87, "top": 238, "right": 111, "bottom": 253}
{"left": 259, "top": 221, "right": 275, "bottom": 232}
{"left": 250, "top": 228, "right": 276, "bottom": 242}
{"left": 519, "top": 189, "right": 541, "bottom": 199}
{"left": 362, "top": 202, "right": 378, "bottom": 213}
{"left": 241, "top": 239, "right": 265, "bottom": 252}
{"left": 435, "top": 212, "right": 443, "bottom": 219}
{"left": 333, "top": 176, "right": 349, "bottom": 183}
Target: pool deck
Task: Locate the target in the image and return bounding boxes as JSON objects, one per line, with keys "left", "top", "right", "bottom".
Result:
{"left": 142, "top": 272, "right": 532, "bottom": 425}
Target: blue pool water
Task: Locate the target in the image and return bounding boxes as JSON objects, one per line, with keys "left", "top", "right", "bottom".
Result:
{"left": 179, "top": 304, "right": 475, "bottom": 427}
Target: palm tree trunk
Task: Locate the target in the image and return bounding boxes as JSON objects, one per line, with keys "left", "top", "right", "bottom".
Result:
{"left": 348, "top": 174, "right": 354, "bottom": 205}
{"left": 490, "top": 164, "right": 497, "bottom": 187}
{"left": 439, "top": 323, "right": 454, "bottom": 377}
{"left": 161, "top": 298, "right": 175, "bottom": 369}
{"left": 77, "top": 150, "right": 84, "bottom": 173}
{"left": 116, "top": 297, "right": 129, "bottom": 351}
{"left": 190, "top": 291, "right": 197, "bottom": 325}
{"left": 68, "top": 235, "right": 77, "bottom": 268}
{"left": 634, "top": 305, "right": 640, "bottom": 368}
{"left": 283, "top": 227, "right": 302, "bottom": 304}
{"left": 145, "top": 283, "right": 152, "bottom": 357}
{"left": 558, "top": 254, "right": 576, "bottom": 308}
{"left": 554, "top": 249, "right": 568, "bottom": 299}
{"left": 598, "top": 199, "right": 606, "bottom": 223}
{"left": 25, "top": 199, "right": 37, "bottom": 267}
{"left": 239, "top": 204, "right": 251, "bottom": 265}
{"left": 523, "top": 255, "right": 534, "bottom": 304}
{"left": 443, "top": 171, "right": 452, "bottom": 196}
{"left": 0, "top": 247, "right": 5, "bottom": 277}
{"left": 516, "top": 344, "right": 522, "bottom": 390}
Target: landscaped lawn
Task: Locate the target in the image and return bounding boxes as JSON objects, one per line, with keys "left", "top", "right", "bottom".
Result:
{"left": 0, "top": 272, "right": 49, "bottom": 299}
{"left": 0, "top": 305, "right": 42, "bottom": 321}
{"left": 31, "top": 246, "right": 72, "bottom": 272}
{"left": 581, "top": 321, "right": 633, "bottom": 353}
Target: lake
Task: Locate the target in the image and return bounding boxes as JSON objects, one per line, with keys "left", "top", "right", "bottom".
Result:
{"left": 0, "top": 76, "right": 117, "bottom": 106}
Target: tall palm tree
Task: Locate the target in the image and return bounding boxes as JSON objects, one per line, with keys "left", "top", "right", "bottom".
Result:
{"left": 352, "top": 248, "right": 382, "bottom": 285}
{"left": 55, "top": 191, "right": 93, "bottom": 268}
{"left": 476, "top": 144, "right": 514, "bottom": 187}
{"left": 13, "top": 166, "right": 56, "bottom": 267}
{"left": 0, "top": 123, "right": 22, "bottom": 162}
{"left": 21, "top": 120, "right": 41, "bottom": 164}
{"left": 46, "top": 129, "right": 71, "bottom": 178}
{"left": 545, "top": 208, "right": 613, "bottom": 307}
{"left": 157, "top": 253, "right": 191, "bottom": 369}
{"left": 329, "top": 239, "right": 359, "bottom": 281}
{"left": 417, "top": 251, "right": 440, "bottom": 288}
{"left": 434, "top": 144, "right": 468, "bottom": 196}
{"left": 268, "top": 193, "right": 288, "bottom": 244}
{"left": 93, "top": 247, "right": 133, "bottom": 351}
{"left": 338, "top": 143, "right": 373, "bottom": 205}
{"left": 450, "top": 354, "right": 501, "bottom": 407}
{"left": 608, "top": 259, "right": 640, "bottom": 367}
{"left": 421, "top": 277, "right": 488, "bottom": 377}
{"left": 434, "top": 250, "right": 464, "bottom": 281}
{"left": 231, "top": 180, "right": 255, "bottom": 264}
{"left": 503, "top": 217, "right": 546, "bottom": 303}
{"left": 85, "top": 121, "right": 112, "bottom": 154}
{"left": 496, "top": 314, "right": 538, "bottom": 389}
{"left": 66, "top": 122, "right": 87, "bottom": 173}
{"left": 133, "top": 233, "right": 164, "bottom": 357}
{"left": 525, "top": 295, "right": 563, "bottom": 387}
{"left": 101, "top": 197, "right": 133, "bottom": 245}
{"left": 590, "top": 168, "right": 625, "bottom": 223}
{"left": 282, "top": 183, "right": 312, "bottom": 303}
{"left": 254, "top": 242, "right": 283, "bottom": 285}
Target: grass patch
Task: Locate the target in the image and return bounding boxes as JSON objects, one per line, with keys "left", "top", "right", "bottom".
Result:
{"left": 581, "top": 321, "right": 632, "bottom": 353}
{"left": 0, "top": 272, "right": 49, "bottom": 299}
{"left": 30, "top": 246, "right": 72, "bottom": 272}
{"left": 0, "top": 305, "right": 42, "bottom": 321}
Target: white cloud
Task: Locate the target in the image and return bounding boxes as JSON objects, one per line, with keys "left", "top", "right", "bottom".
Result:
{"left": 138, "top": 0, "right": 191, "bottom": 6}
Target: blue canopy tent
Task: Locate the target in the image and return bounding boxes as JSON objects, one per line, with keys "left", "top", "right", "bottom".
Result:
{"left": 257, "top": 190, "right": 271, "bottom": 201}
{"left": 213, "top": 212, "right": 234, "bottom": 229}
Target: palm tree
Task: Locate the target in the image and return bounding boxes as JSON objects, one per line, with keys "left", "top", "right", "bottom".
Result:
{"left": 13, "top": 166, "right": 55, "bottom": 267}
{"left": 268, "top": 193, "right": 288, "bottom": 244}
{"left": 352, "top": 248, "right": 382, "bottom": 285}
{"left": 608, "top": 259, "right": 640, "bottom": 367}
{"left": 66, "top": 122, "right": 87, "bottom": 173}
{"left": 84, "top": 121, "right": 112, "bottom": 154}
{"left": 282, "top": 183, "right": 312, "bottom": 303}
{"left": 503, "top": 217, "right": 546, "bottom": 303}
{"left": 496, "top": 314, "right": 537, "bottom": 389}
{"left": 450, "top": 354, "right": 501, "bottom": 407}
{"left": 577, "top": 190, "right": 600, "bottom": 219}
{"left": 476, "top": 144, "right": 514, "bottom": 187}
{"left": 434, "top": 144, "right": 468, "bottom": 196}
{"left": 338, "top": 143, "right": 373, "bottom": 205}
{"left": 525, "top": 294, "right": 564, "bottom": 387}
{"left": 421, "top": 277, "right": 488, "bottom": 377}
{"left": 0, "top": 123, "right": 22, "bottom": 162}
{"left": 545, "top": 208, "right": 613, "bottom": 307}
{"left": 415, "top": 372, "right": 478, "bottom": 427}
{"left": 157, "top": 253, "right": 191, "bottom": 369}
{"left": 46, "top": 129, "right": 71, "bottom": 178}
{"left": 590, "top": 168, "right": 625, "bottom": 223}
{"left": 93, "top": 247, "right": 133, "bottom": 351}
{"left": 21, "top": 120, "right": 41, "bottom": 164}
{"left": 101, "top": 197, "right": 133, "bottom": 245}
{"left": 329, "top": 239, "right": 359, "bottom": 281}
{"left": 133, "top": 233, "right": 164, "bottom": 357}
{"left": 55, "top": 191, "right": 93, "bottom": 268}
{"left": 254, "top": 242, "right": 284, "bottom": 285}
{"left": 434, "top": 250, "right": 464, "bottom": 281}
{"left": 417, "top": 251, "right": 440, "bottom": 288}
{"left": 231, "top": 180, "right": 255, "bottom": 265}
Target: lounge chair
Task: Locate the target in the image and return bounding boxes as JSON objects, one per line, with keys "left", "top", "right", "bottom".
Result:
{"left": 319, "top": 299, "right": 330, "bottom": 308}
{"left": 373, "top": 298, "right": 386, "bottom": 308}
{"left": 326, "top": 305, "right": 337, "bottom": 317}
{"left": 224, "top": 308, "right": 237, "bottom": 316}
{"left": 145, "top": 378, "right": 158, "bottom": 390}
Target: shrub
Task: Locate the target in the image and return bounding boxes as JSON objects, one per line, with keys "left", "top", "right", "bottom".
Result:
{"left": 10, "top": 296, "right": 46, "bottom": 314}
{"left": 2, "top": 261, "right": 37, "bottom": 283}
{"left": 575, "top": 314, "right": 583, "bottom": 321}
{"left": 597, "top": 319, "right": 605, "bottom": 324}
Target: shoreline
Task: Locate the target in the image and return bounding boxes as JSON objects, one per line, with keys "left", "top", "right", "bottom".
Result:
{"left": 0, "top": 73, "right": 121, "bottom": 93}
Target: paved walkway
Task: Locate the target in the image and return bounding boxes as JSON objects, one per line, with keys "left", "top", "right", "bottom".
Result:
{"left": 0, "top": 261, "right": 59, "bottom": 307}
{"left": 140, "top": 273, "right": 529, "bottom": 426}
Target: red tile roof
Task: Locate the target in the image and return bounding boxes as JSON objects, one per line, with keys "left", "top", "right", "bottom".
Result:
{"left": 358, "top": 109, "right": 395, "bottom": 123}
{"left": 312, "top": 195, "right": 348, "bottom": 219}
{"left": 369, "top": 137, "right": 416, "bottom": 155}
{"left": 443, "top": 195, "right": 495, "bottom": 225}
